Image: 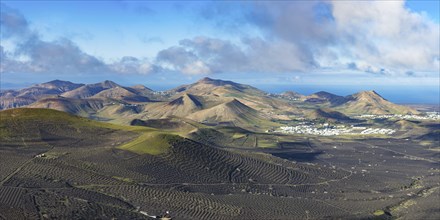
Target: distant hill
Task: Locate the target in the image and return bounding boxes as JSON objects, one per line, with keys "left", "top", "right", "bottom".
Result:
{"left": 0, "top": 94, "right": 36, "bottom": 109}
{"left": 168, "top": 77, "right": 300, "bottom": 118}
{"left": 0, "top": 80, "right": 83, "bottom": 109}
{"left": 142, "top": 93, "right": 203, "bottom": 118}
{"left": 187, "top": 99, "right": 277, "bottom": 128}
{"left": 169, "top": 77, "right": 256, "bottom": 94}
{"left": 91, "top": 86, "right": 150, "bottom": 103}
{"left": 28, "top": 97, "right": 105, "bottom": 116}
{"left": 335, "top": 91, "right": 419, "bottom": 115}
{"left": 61, "top": 80, "right": 120, "bottom": 99}
{"left": 281, "top": 91, "right": 304, "bottom": 99}
{"left": 304, "top": 91, "right": 347, "bottom": 106}
{"left": 130, "top": 84, "right": 153, "bottom": 92}
{"left": 306, "top": 108, "right": 353, "bottom": 122}
{"left": 301, "top": 90, "right": 419, "bottom": 115}
{"left": 35, "top": 80, "right": 84, "bottom": 92}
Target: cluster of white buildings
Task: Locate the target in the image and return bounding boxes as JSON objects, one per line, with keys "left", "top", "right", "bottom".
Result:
{"left": 152, "top": 91, "right": 169, "bottom": 95}
{"left": 276, "top": 125, "right": 350, "bottom": 136}
{"left": 360, "top": 128, "right": 395, "bottom": 135}
{"left": 276, "top": 124, "right": 396, "bottom": 136}
{"left": 267, "top": 93, "right": 300, "bottom": 101}
{"left": 356, "top": 112, "right": 440, "bottom": 121}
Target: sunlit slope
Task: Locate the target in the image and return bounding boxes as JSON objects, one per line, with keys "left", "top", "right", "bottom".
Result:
{"left": 0, "top": 108, "right": 188, "bottom": 156}
{"left": 0, "top": 80, "right": 84, "bottom": 109}
{"left": 187, "top": 99, "right": 279, "bottom": 128}
{"left": 335, "top": 91, "right": 419, "bottom": 115}
{"left": 142, "top": 93, "right": 203, "bottom": 118}
{"left": 0, "top": 108, "right": 140, "bottom": 148}
{"left": 61, "top": 80, "right": 120, "bottom": 99}
{"left": 91, "top": 86, "right": 150, "bottom": 102}
{"left": 118, "top": 132, "right": 180, "bottom": 155}
{"left": 27, "top": 97, "right": 105, "bottom": 117}
{"left": 169, "top": 77, "right": 300, "bottom": 117}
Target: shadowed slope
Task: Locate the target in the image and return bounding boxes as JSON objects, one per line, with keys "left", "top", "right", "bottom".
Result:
{"left": 306, "top": 108, "right": 353, "bottom": 122}
{"left": 304, "top": 91, "right": 347, "bottom": 106}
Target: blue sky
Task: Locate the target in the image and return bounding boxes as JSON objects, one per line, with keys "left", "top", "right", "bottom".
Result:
{"left": 1, "top": 1, "right": 439, "bottom": 103}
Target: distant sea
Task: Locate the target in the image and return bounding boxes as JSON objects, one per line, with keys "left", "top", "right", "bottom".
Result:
{"left": 148, "top": 84, "right": 439, "bottom": 105}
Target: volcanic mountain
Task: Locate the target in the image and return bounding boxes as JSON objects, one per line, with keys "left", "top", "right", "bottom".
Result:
{"left": 306, "top": 108, "right": 353, "bottom": 122}
{"left": 35, "top": 80, "right": 84, "bottom": 92}
{"left": 131, "top": 84, "right": 153, "bottom": 92}
{"left": 168, "top": 77, "right": 300, "bottom": 117}
{"left": 304, "top": 91, "right": 347, "bottom": 106}
{"left": 0, "top": 80, "right": 83, "bottom": 109}
{"left": 61, "top": 80, "right": 120, "bottom": 99}
{"left": 169, "top": 77, "right": 258, "bottom": 94}
{"left": 187, "top": 98, "right": 276, "bottom": 128}
{"left": 281, "top": 91, "right": 304, "bottom": 100}
{"left": 335, "top": 91, "right": 419, "bottom": 115}
{"left": 28, "top": 97, "right": 105, "bottom": 116}
{"left": 90, "top": 86, "right": 150, "bottom": 103}
{"left": 142, "top": 93, "right": 203, "bottom": 118}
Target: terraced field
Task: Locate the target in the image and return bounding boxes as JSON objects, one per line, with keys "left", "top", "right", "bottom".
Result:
{"left": 0, "top": 109, "right": 439, "bottom": 219}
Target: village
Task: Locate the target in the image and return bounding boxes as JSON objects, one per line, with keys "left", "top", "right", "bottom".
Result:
{"left": 274, "top": 123, "right": 396, "bottom": 136}
{"left": 355, "top": 112, "right": 440, "bottom": 121}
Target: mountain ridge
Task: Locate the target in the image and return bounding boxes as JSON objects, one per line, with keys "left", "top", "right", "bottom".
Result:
{"left": 61, "top": 80, "right": 120, "bottom": 99}
{"left": 0, "top": 78, "right": 421, "bottom": 128}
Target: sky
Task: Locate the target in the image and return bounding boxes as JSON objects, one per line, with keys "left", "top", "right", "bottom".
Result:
{"left": 0, "top": 0, "right": 439, "bottom": 103}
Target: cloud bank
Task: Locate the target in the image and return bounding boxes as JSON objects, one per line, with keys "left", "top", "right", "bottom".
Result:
{"left": 1, "top": 1, "right": 439, "bottom": 76}
{"left": 0, "top": 4, "right": 157, "bottom": 75}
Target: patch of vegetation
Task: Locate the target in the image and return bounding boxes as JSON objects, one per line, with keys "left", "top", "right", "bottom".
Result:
{"left": 112, "top": 176, "right": 134, "bottom": 183}
{"left": 373, "top": 210, "right": 385, "bottom": 216}
{"left": 232, "top": 133, "right": 247, "bottom": 139}
{"left": 118, "top": 132, "right": 178, "bottom": 155}
{"left": 257, "top": 138, "right": 278, "bottom": 148}
{"left": 419, "top": 141, "right": 433, "bottom": 146}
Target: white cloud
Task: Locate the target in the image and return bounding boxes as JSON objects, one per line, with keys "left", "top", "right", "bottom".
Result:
{"left": 181, "top": 60, "right": 211, "bottom": 75}
{"left": 192, "top": 0, "right": 439, "bottom": 76}
{"left": 108, "top": 56, "right": 156, "bottom": 75}
{"left": 1, "top": 1, "right": 438, "bottom": 77}
{"left": 0, "top": 4, "right": 157, "bottom": 75}
{"left": 331, "top": 0, "right": 439, "bottom": 74}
